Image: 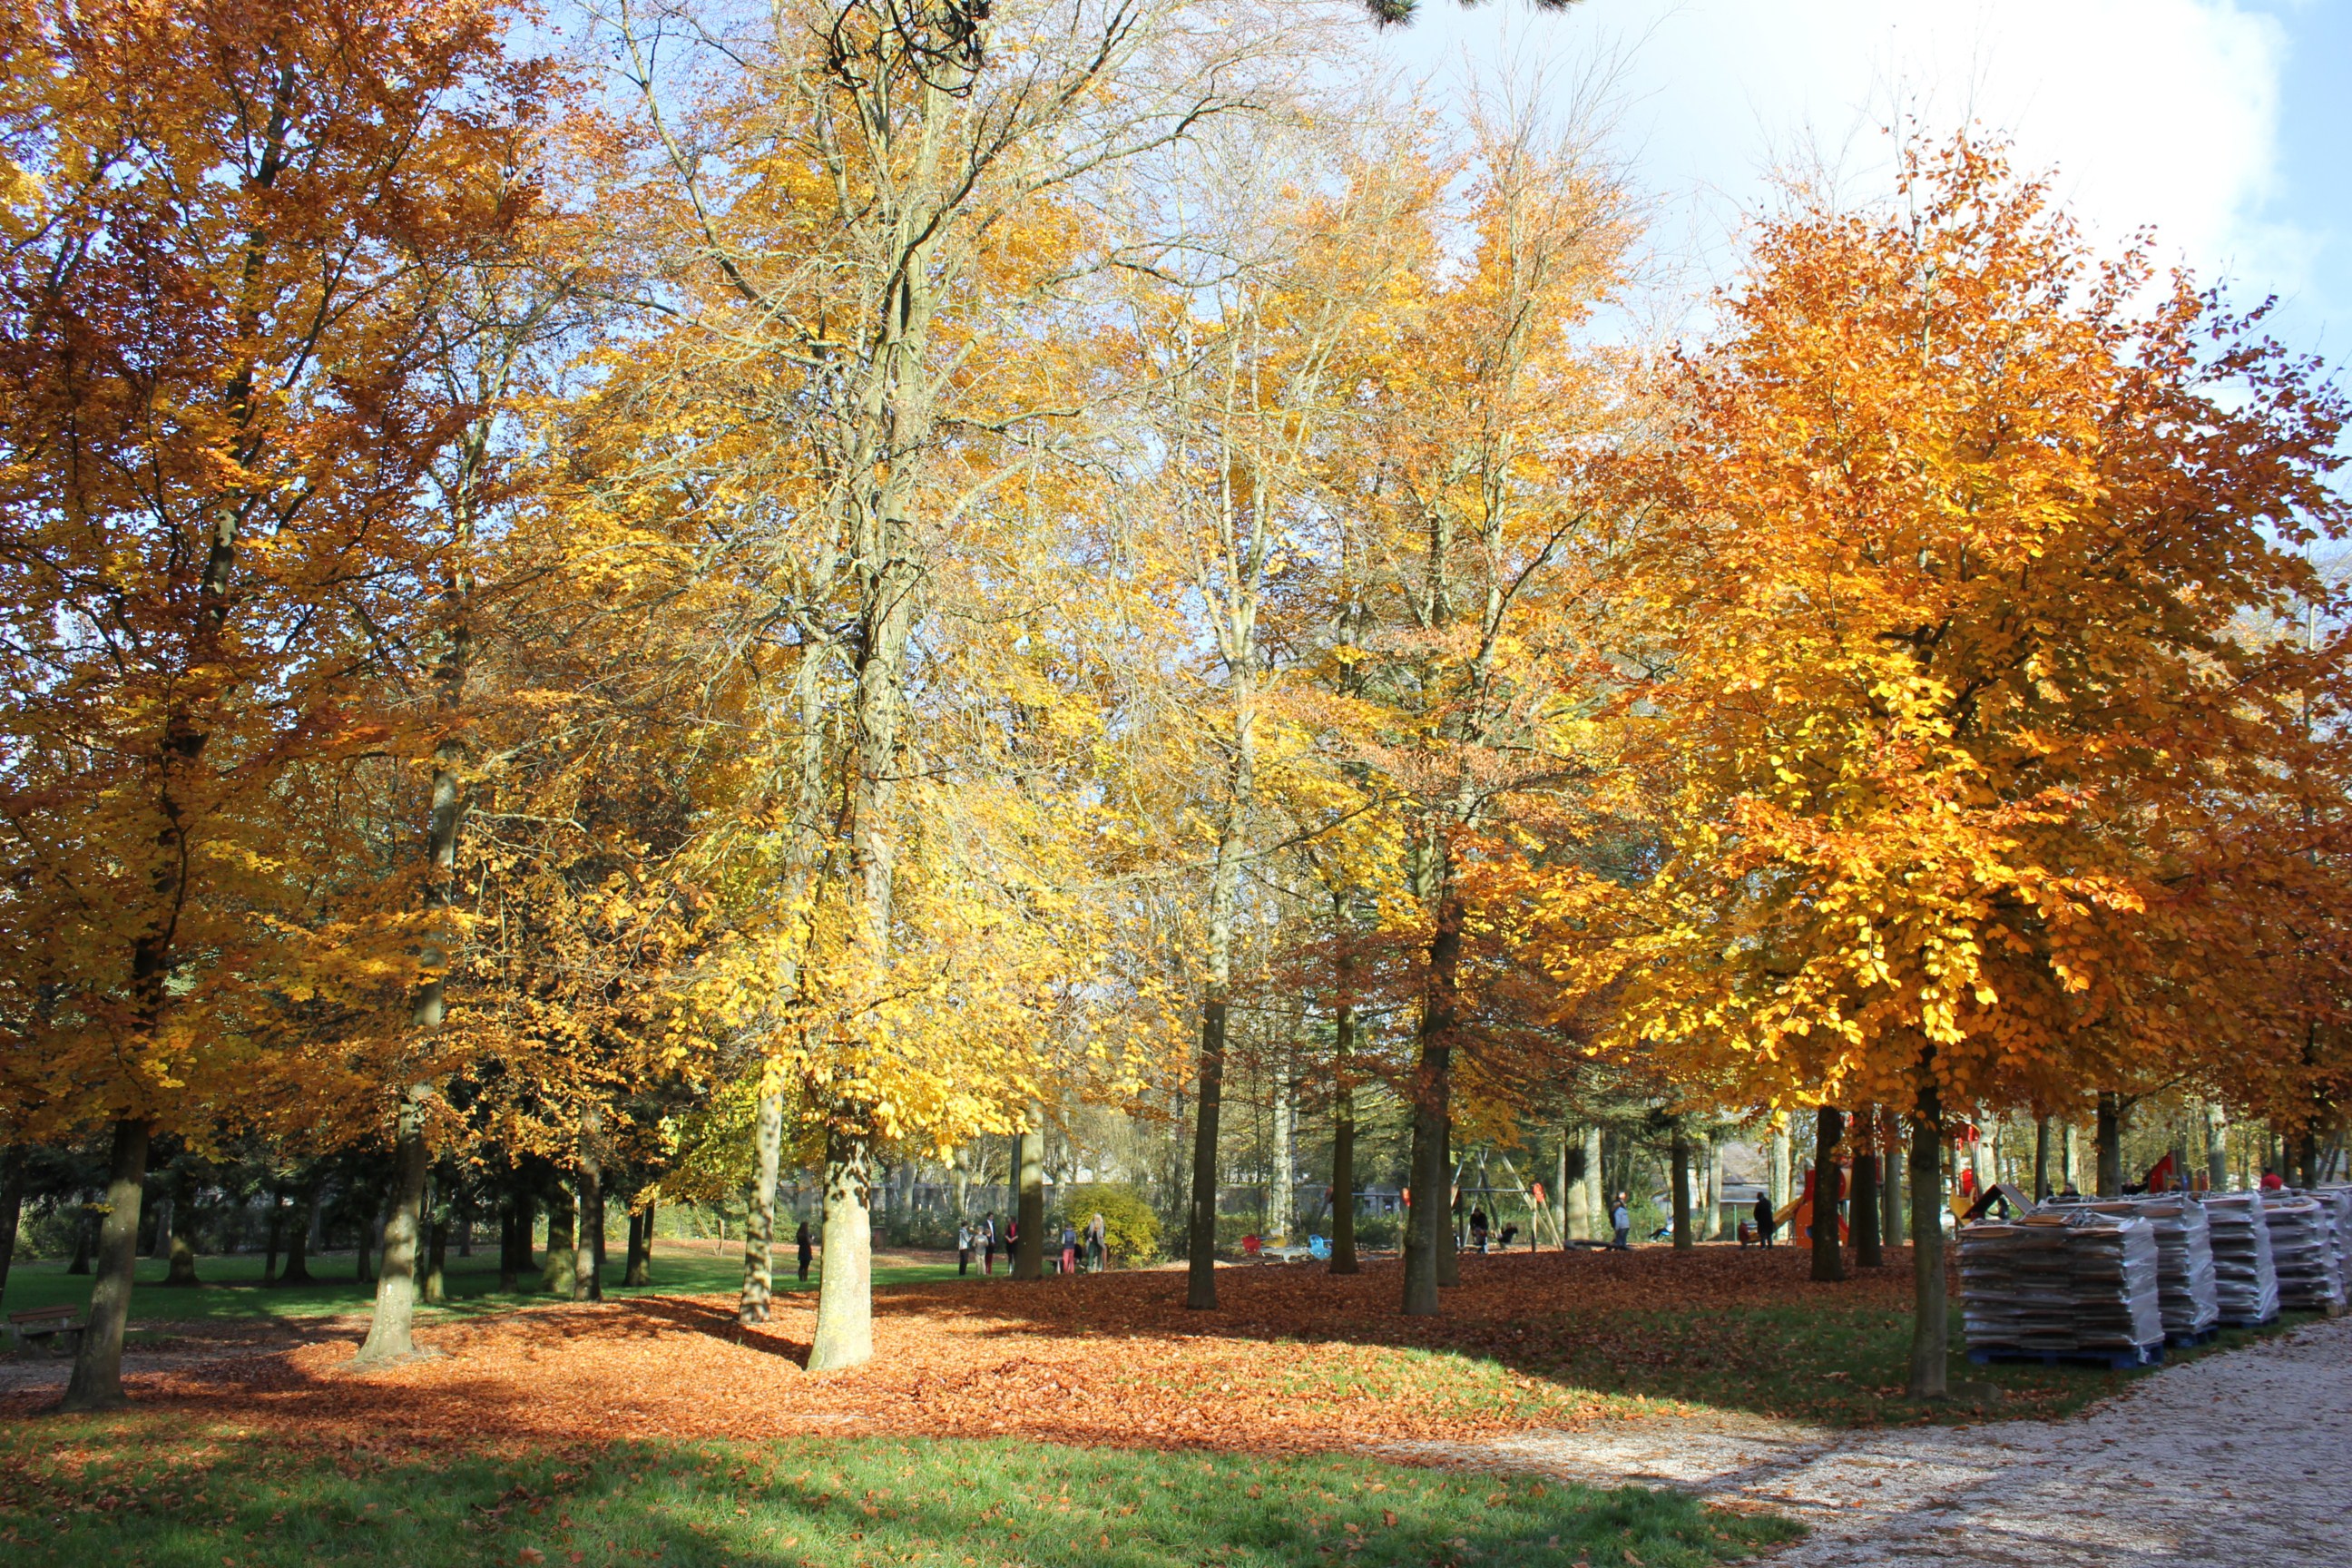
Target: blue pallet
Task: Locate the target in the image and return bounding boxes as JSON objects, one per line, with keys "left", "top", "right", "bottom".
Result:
{"left": 1968, "top": 1342, "right": 2163, "bottom": 1371}
{"left": 2165, "top": 1327, "right": 2220, "bottom": 1348}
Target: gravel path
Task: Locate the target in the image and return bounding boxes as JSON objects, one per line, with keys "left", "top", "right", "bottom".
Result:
{"left": 1403, "top": 1314, "right": 2352, "bottom": 1567}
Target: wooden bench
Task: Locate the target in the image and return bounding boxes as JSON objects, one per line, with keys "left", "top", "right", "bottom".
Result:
{"left": 8, "top": 1304, "right": 85, "bottom": 1356}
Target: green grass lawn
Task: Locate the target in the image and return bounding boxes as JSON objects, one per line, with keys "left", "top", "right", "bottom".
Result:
{"left": 0, "top": 1248, "right": 968, "bottom": 1327}
{"left": 0, "top": 1417, "right": 1801, "bottom": 1568}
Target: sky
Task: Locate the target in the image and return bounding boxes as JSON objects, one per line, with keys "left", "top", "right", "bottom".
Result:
{"left": 1372, "top": 0, "right": 2352, "bottom": 364}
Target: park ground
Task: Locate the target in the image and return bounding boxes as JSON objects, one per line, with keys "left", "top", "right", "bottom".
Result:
{"left": 1, "top": 1242, "right": 2326, "bottom": 1567}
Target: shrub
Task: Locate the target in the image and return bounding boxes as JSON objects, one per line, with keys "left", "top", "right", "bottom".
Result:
{"left": 1050, "top": 1183, "right": 1161, "bottom": 1266}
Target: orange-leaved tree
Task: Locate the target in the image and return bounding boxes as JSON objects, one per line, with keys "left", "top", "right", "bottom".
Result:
{"left": 1560, "top": 138, "right": 2349, "bottom": 1396}
{"left": 0, "top": 0, "right": 545, "bottom": 1406}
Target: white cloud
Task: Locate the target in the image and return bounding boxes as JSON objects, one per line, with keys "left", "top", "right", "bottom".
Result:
{"left": 1376, "top": 0, "right": 2298, "bottom": 301}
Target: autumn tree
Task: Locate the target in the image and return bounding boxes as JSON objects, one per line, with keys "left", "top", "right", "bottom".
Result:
{"left": 1113, "top": 116, "right": 1442, "bottom": 1309}
{"left": 0, "top": 0, "right": 547, "bottom": 1407}
{"left": 590, "top": 0, "right": 1318, "bottom": 1366}
{"left": 1577, "top": 138, "right": 2349, "bottom": 1397}
{"left": 1327, "top": 105, "right": 1635, "bottom": 1316}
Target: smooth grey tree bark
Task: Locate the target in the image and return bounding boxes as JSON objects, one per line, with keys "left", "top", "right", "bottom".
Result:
{"left": 353, "top": 1092, "right": 432, "bottom": 1366}
{"left": 808, "top": 1129, "right": 874, "bottom": 1370}
{"left": 64, "top": 1120, "right": 150, "bottom": 1411}
{"left": 740, "top": 1089, "right": 784, "bottom": 1323}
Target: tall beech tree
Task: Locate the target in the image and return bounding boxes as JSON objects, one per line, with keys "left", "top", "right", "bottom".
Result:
{"left": 598, "top": 0, "right": 1297, "bottom": 1367}
{"left": 1579, "top": 139, "right": 2348, "bottom": 1396}
{"left": 0, "top": 0, "right": 543, "bottom": 1406}
{"left": 1332, "top": 113, "right": 1634, "bottom": 1317}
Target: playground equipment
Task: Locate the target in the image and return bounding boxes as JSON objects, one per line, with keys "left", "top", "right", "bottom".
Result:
{"left": 1779, "top": 1163, "right": 1849, "bottom": 1244}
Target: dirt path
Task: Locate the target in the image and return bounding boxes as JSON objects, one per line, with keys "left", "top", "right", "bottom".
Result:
{"left": 1404, "top": 1315, "right": 2352, "bottom": 1566}
{"left": 0, "top": 1318, "right": 354, "bottom": 1396}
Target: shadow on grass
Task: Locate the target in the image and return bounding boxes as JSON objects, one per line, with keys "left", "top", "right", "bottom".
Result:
{"left": 0, "top": 1416, "right": 1801, "bottom": 1568}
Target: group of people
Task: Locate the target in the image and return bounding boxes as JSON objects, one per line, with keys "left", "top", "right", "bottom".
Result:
{"left": 955, "top": 1212, "right": 1110, "bottom": 1275}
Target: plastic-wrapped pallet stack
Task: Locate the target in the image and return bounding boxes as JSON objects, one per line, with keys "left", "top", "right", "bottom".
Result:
{"left": 1961, "top": 1209, "right": 2164, "bottom": 1360}
{"left": 1961, "top": 1213, "right": 2077, "bottom": 1355}
{"left": 2312, "top": 1187, "right": 2352, "bottom": 1288}
{"left": 2064, "top": 1197, "right": 2220, "bottom": 1339}
{"left": 2261, "top": 1191, "right": 2346, "bottom": 1311}
{"left": 2204, "top": 1192, "right": 2281, "bottom": 1325}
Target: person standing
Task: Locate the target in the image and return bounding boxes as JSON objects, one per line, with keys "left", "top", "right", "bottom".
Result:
{"left": 982, "top": 1213, "right": 998, "bottom": 1275}
{"left": 956, "top": 1220, "right": 972, "bottom": 1276}
{"left": 1611, "top": 1193, "right": 1632, "bottom": 1250}
{"left": 1469, "top": 1207, "right": 1491, "bottom": 1253}
{"left": 1004, "top": 1213, "right": 1018, "bottom": 1273}
{"left": 1085, "top": 1211, "right": 1107, "bottom": 1272}
{"left": 795, "top": 1217, "right": 815, "bottom": 1282}
{"left": 1060, "top": 1221, "right": 1078, "bottom": 1276}
{"left": 1753, "top": 1191, "right": 1777, "bottom": 1249}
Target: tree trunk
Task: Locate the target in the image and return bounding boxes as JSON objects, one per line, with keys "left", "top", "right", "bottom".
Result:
{"left": 573, "top": 1131, "right": 603, "bottom": 1303}
{"left": 1015, "top": 1120, "right": 1044, "bottom": 1279}
{"left": 1581, "top": 1124, "right": 1603, "bottom": 1240}
{"left": 625, "top": 1203, "right": 652, "bottom": 1287}
{"left": 1403, "top": 822, "right": 1464, "bottom": 1312}
{"left": 2095, "top": 1091, "right": 2122, "bottom": 1198}
{"left": 354, "top": 1089, "right": 432, "bottom": 1366}
{"left": 2034, "top": 1116, "right": 2053, "bottom": 1200}
{"left": 1269, "top": 1063, "right": 1296, "bottom": 1244}
{"left": 278, "top": 1174, "right": 317, "bottom": 1286}
{"left": 422, "top": 1206, "right": 449, "bottom": 1306}
{"left": 1811, "top": 1106, "right": 1846, "bottom": 1282}
{"left": 1329, "top": 1003, "right": 1358, "bottom": 1274}
{"left": 1700, "top": 1135, "right": 1720, "bottom": 1240}
{"left": 1878, "top": 1109, "right": 1904, "bottom": 1245}
{"left": 499, "top": 1190, "right": 531, "bottom": 1291}
{"left": 1906, "top": 1083, "right": 1948, "bottom": 1400}
{"left": 1851, "top": 1128, "right": 1882, "bottom": 1269}
{"left": 2063, "top": 1121, "right": 2082, "bottom": 1193}
{"left": 1769, "top": 1122, "right": 1792, "bottom": 1214}
{"left": 0, "top": 1146, "right": 25, "bottom": 1308}
{"left": 68, "top": 1202, "right": 95, "bottom": 1274}
{"left": 1436, "top": 1094, "right": 1461, "bottom": 1289}
{"left": 2204, "top": 1102, "right": 2230, "bottom": 1191}
{"left": 808, "top": 1129, "right": 874, "bottom": 1371}
{"left": 64, "top": 1119, "right": 151, "bottom": 1411}
{"left": 740, "top": 1087, "right": 784, "bottom": 1323}
{"left": 162, "top": 1163, "right": 200, "bottom": 1284}
{"left": 260, "top": 1183, "right": 284, "bottom": 1285}
{"left": 542, "top": 1187, "right": 576, "bottom": 1295}
{"left": 1669, "top": 1121, "right": 1693, "bottom": 1250}
{"left": 1561, "top": 1128, "right": 1586, "bottom": 1242}
{"left": 1184, "top": 998, "right": 1228, "bottom": 1308}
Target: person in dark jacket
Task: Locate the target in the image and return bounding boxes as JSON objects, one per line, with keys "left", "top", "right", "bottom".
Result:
{"left": 1754, "top": 1191, "right": 1778, "bottom": 1248}
{"left": 795, "top": 1218, "right": 815, "bottom": 1281}
{"left": 1610, "top": 1194, "right": 1632, "bottom": 1250}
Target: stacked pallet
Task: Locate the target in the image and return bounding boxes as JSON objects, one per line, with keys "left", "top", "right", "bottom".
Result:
{"left": 1960, "top": 1209, "right": 2164, "bottom": 1362}
{"left": 2204, "top": 1192, "right": 2281, "bottom": 1325}
{"left": 2262, "top": 1191, "right": 2346, "bottom": 1311}
{"left": 2311, "top": 1187, "right": 2352, "bottom": 1286}
{"left": 2062, "top": 1197, "right": 2220, "bottom": 1339}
